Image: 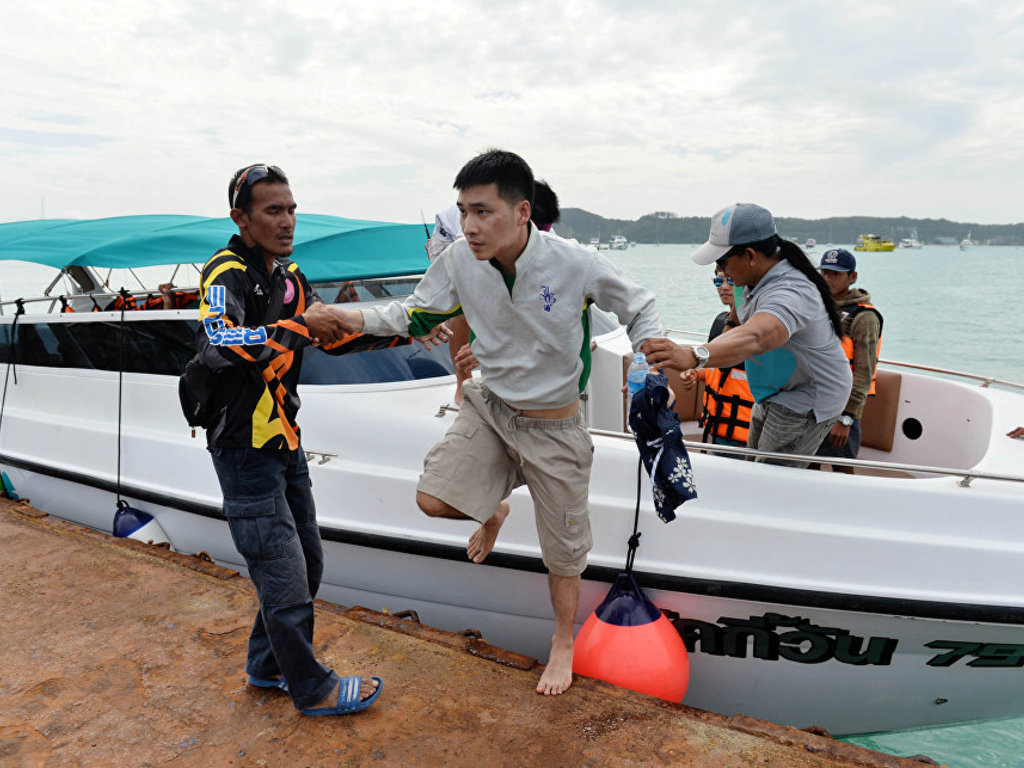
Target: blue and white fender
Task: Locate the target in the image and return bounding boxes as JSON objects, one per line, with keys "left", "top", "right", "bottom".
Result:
{"left": 113, "top": 500, "right": 170, "bottom": 545}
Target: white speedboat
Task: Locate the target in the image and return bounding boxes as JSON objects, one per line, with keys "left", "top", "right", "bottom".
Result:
{"left": 899, "top": 229, "right": 923, "bottom": 249}
{"left": 2, "top": 216, "right": 1023, "bottom": 735}
{"left": 610, "top": 235, "right": 629, "bottom": 250}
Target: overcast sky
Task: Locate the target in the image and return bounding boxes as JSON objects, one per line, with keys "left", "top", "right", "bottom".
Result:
{"left": 3, "top": 1, "right": 1022, "bottom": 226}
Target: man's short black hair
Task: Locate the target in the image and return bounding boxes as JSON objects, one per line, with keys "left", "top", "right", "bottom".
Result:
{"left": 531, "top": 180, "right": 560, "bottom": 228}
{"left": 453, "top": 149, "right": 534, "bottom": 208}
{"left": 228, "top": 164, "right": 289, "bottom": 214}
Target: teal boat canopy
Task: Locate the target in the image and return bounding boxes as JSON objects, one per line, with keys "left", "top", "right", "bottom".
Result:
{"left": 0, "top": 214, "right": 431, "bottom": 282}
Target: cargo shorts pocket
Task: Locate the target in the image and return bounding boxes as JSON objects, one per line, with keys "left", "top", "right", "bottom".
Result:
{"left": 546, "top": 504, "right": 593, "bottom": 576}
{"left": 424, "top": 419, "right": 481, "bottom": 481}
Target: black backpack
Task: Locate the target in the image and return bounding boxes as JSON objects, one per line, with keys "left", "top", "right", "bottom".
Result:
{"left": 178, "top": 270, "right": 287, "bottom": 429}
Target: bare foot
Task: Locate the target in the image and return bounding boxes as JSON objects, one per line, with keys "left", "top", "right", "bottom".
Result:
{"left": 467, "top": 500, "right": 510, "bottom": 563}
{"left": 310, "top": 677, "right": 379, "bottom": 709}
{"left": 536, "top": 639, "right": 574, "bottom": 695}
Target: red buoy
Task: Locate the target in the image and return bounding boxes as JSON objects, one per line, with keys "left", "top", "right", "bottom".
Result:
{"left": 573, "top": 572, "right": 689, "bottom": 702}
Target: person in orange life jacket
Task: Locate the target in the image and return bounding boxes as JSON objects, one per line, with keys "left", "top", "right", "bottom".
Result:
{"left": 682, "top": 264, "right": 755, "bottom": 448}
{"left": 815, "top": 248, "right": 882, "bottom": 472}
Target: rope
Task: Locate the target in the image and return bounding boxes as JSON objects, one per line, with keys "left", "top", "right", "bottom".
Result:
{"left": 116, "top": 289, "right": 128, "bottom": 509}
{"left": 625, "top": 455, "right": 642, "bottom": 574}
{"left": 0, "top": 300, "right": 25, "bottom": 455}
{"left": 625, "top": 428, "right": 669, "bottom": 573}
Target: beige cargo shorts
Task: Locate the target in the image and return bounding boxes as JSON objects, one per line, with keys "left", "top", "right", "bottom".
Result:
{"left": 417, "top": 380, "right": 594, "bottom": 576}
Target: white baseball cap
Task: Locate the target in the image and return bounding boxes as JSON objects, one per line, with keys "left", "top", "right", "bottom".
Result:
{"left": 691, "top": 203, "right": 778, "bottom": 265}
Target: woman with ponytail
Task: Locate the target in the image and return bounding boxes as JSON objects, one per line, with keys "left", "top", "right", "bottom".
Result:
{"left": 641, "top": 203, "right": 852, "bottom": 467}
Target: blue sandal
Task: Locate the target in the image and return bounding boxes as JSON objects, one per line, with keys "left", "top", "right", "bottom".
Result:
{"left": 248, "top": 674, "right": 289, "bottom": 692}
{"left": 301, "top": 676, "right": 382, "bottom": 716}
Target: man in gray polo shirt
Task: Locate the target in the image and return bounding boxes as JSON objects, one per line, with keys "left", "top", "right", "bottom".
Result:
{"left": 644, "top": 203, "right": 851, "bottom": 467}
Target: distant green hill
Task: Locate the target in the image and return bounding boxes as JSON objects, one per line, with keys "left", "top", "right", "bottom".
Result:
{"left": 557, "top": 209, "right": 1024, "bottom": 246}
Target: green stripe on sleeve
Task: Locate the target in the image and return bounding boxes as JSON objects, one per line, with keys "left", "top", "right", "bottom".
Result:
{"left": 578, "top": 301, "right": 593, "bottom": 393}
{"left": 408, "top": 306, "right": 464, "bottom": 337}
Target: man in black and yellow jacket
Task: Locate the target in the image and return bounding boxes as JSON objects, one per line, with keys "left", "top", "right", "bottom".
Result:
{"left": 197, "top": 164, "right": 391, "bottom": 717}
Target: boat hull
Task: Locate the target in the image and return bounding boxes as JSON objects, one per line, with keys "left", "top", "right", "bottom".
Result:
{"left": 7, "top": 457, "right": 1023, "bottom": 734}
{"left": 854, "top": 243, "right": 897, "bottom": 252}
{"left": 1, "top": 312, "right": 1023, "bottom": 734}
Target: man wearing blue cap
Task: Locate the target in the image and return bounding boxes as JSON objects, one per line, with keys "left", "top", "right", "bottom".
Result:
{"left": 816, "top": 248, "right": 883, "bottom": 471}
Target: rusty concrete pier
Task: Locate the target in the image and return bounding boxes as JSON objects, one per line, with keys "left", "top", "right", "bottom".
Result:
{"left": 0, "top": 499, "right": 941, "bottom": 767}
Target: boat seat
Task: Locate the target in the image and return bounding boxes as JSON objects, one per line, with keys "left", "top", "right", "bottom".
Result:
{"left": 859, "top": 370, "right": 902, "bottom": 452}
{"left": 621, "top": 354, "right": 904, "bottom": 453}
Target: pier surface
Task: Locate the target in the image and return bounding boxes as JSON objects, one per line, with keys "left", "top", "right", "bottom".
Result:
{"left": 0, "top": 499, "right": 939, "bottom": 767}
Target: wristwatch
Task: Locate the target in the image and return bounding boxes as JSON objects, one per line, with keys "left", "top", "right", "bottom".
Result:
{"left": 838, "top": 413, "right": 854, "bottom": 427}
{"left": 692, "top": 345, "right": 711, "bottom": 370}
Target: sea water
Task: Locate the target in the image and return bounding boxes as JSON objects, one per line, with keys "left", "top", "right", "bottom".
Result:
{"left": 602, "top": 243, "right": 1024, "bottom": 386}
{"left": 602, "top": 243, "right": 1024, "bottom": 768}
{"left": 2, "top": 246, "right": 1023, "bottom": 767}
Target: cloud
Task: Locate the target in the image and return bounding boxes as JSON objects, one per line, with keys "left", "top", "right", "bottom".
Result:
{"left": 0, "top": 127, "right": 113, "bottom": 152}
{"left": 2, "top": 0, "right": 1023, "bottom": 224}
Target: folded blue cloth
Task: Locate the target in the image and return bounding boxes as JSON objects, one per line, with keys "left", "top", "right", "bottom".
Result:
{"left": 627, "top": 371, "right": 698, "bottom": 522}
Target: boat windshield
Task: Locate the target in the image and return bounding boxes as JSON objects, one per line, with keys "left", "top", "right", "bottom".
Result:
{"left": 312, "top": 276, "right": 423, "bottom": 303}
{"left": 0, "top": 315, "right": 456, "bottom": 385}
{"left": 0, "top": 271, "right": 620, "bottom": 386}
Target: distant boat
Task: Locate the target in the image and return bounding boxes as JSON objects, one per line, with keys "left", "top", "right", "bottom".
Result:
{"left": 804, "top": 238, "right": 816, "bottom": 250}
{"left": 854, "top": 234, "right": 897, "bottom": 252}
{"left": 609, "top": 235, "right": 629, "bottom": 250}
{"left": 960, "top": 231, "right": 973, "bottom": 251}
{"left": 899, "top": 230, "right": 923, "bottom": 249}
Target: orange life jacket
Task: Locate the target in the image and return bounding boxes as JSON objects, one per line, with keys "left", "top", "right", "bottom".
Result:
{"left": 700, "top": 366, "right": 755, "bottom": 444}
{"left": 839, "top": 303, "right": 883, "bottom": 396}
{"left": 141, "top": 290, "right": 201, "bottom": 310}
{"left": 109, "top": 294, "right": 138, "bottom": 311}
{"left": 334, "top": 281, "right": 359, "bottom": 303}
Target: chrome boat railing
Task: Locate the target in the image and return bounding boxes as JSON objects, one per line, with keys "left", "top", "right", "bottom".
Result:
{"left": 664, "top": 328, "right": 1024, "bottom": 393}
{"left": 589, "top": 428, "right": 1024, "bottom": 487}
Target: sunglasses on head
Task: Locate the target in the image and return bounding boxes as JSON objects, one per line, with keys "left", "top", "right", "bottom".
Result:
{"left": 713, "top": 276, "right": 735, "bottom": 287}
{"left": 231, "top": 165, "right": 283, "bottom": 208}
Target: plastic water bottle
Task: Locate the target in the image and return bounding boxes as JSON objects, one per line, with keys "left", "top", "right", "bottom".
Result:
{"left": 626, "top": 352, "right": 649, "bottom": 418}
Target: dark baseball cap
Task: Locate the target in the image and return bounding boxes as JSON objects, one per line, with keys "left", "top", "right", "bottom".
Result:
{"left": 819, "top": 248, "right": 856, "bottom": 272}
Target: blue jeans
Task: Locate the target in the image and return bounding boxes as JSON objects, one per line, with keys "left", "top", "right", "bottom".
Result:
{"left": 209, "top": 445, "right": 338, "bottom": 709}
